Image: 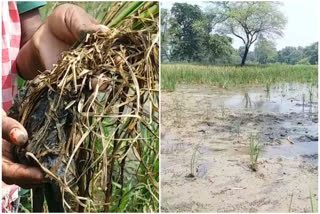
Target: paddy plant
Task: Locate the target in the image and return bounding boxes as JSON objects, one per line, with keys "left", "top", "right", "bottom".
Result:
{"left": 161, "top": 64, "right": 318, "bottom": 91}
{"left": 187, "top": 143, "right": 201, "bottom": 178}
{"left": 249, "top": 134, "right": 262, "bottom": 172}
{"left": 243, "top": 91, "right": 252, "bottom": 108}
{"left": 310, "top": 190, "right": 317, "bottom": 213}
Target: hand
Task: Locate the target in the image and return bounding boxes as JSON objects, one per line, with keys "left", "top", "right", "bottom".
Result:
{"left": 2, "top": 110, "right": 44, "bottom": 188}
{"left": 17, "top": 3, "right": 108, "bottom": 80}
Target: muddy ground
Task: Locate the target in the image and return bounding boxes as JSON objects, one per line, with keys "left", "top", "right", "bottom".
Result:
{"left": 161, "top": 83, "right": 318, "bottom": 212}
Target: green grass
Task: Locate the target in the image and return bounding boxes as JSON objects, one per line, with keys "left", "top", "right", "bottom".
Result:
{"left": 249, "top": 134, "right": 261, "bottom": 172}
{"left": 161, "top": 64, "right": 318, "bottom": 91}
{"left": 310, "top": 190, "right": 318, "bottom": 213}
{"left": 39, "top": 2, "right": 113, "bottom": 22}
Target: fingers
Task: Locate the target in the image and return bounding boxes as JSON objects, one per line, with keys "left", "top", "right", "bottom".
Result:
{"left": 2, "top": 159, "right": 45, "bottom": 189}
{"left": 47, "top": 4, "right": 108, "bottom": 45}
{"left": 2, "top": 110, "right": 28, "bottom": 146}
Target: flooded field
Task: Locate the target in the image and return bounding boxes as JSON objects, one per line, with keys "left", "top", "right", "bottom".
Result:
{"left": 161, "top": 83, "right": 318, "bottom": 212}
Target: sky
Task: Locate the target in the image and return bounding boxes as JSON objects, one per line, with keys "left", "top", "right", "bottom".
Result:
{"left": 161, "top": 0, "right": 319, "bottom": 50}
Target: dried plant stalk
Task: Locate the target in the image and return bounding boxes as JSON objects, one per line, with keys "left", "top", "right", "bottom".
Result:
{"left": 9, "top": 14, "right": 159, "bottom": 212}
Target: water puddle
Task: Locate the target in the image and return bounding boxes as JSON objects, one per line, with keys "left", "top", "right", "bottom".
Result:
{"left": 263, "top": 141, "right": 318, "bottom": 165}
{"left": 195, "top": 162, "right": 213, "bottom": 178}
{"left": 165, "top": 83, "right": 318, "bottom": 167}
{"left": 223, "top": 83, "right": 318, "bottom": 114}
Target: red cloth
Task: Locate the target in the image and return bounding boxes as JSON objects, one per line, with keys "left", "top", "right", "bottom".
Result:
{"left": 2, "top": 1, "right": 20, "bottom": 112}
{"left": 2, "top": 182, "right": 20, "bottom": 213}
{"left": 1, "top": 2, "right": 21, "bottom": 213}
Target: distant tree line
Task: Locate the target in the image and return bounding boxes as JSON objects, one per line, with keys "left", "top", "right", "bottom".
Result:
{"left": 240, "top": 39, "right": 318, "bottom": 65}
{"left": 161, "top": 2, "right": 318, "bottom": 65}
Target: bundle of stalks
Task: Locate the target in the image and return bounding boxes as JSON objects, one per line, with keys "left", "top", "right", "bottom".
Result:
{"left": 9, "top": 2, "right": 159, "bottom": 212}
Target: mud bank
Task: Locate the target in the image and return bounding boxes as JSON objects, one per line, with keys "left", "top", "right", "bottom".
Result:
{"left": 161, "top": 83, "right": 318, "bottom": 212}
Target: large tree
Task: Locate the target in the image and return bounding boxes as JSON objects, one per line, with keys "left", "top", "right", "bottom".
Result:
{"left": 215, "top": 2, "right": 286, "bottom": 66}
{"left": 254, "top": 38, "right": 277, "bottom": 64}
{"left": 205, "top": 34, "right": 233, "bottom": 63}
{"left": 169, "top": 3, "right": 204, "bottom": 62}
{"left": 192, "top": 14, "right": 233, "bottom": 63}
{"left": 277, "top": 46, "right": 304, "bottom": 65}
{"left": 303, "top": 42, "right": 318, "bottom": 65}
{"left": 168, "top": 3, "right": 234, "bottom": 63}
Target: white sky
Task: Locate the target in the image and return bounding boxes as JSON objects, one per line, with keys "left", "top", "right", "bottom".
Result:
{"left": 161, "top": 0, "right": 319, "bottom": 50}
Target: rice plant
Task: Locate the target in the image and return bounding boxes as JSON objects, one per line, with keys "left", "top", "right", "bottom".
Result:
{"left": 308, "top": 84, "right": 314, "bottom": 104}
{"left": 249, "top": 134, "right": 261, "bottom": 171}
{"left": 11, "top": 2, "right": 159, "bottom": 212}
{"left": 174, "top": 98, "right": 183, "bottom": 127}
{"left": 288, "top": 192, "right": 293, "bottom": 212}
{"left": 310, "top": 190, "right": 317, "bottom": 213}
{"left": 187, "top": 143, "right": 201, "bottom": 178}
{"left": 302, "top": 93, "right": 306, "bottom": 113}
{"left": 243, "top": 91, "right": 252, "bottom": 108}
{"left": 265, "top": 81, "right": 271, "bottom": 99}
{"left": 161, "top": 64, "right": 318, "bottom": 91}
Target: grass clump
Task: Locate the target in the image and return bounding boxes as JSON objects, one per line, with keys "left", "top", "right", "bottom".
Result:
{"left": 310, "top": 191, "right": 318, "bottom": 213}
{"left": 10, "top": 2, "right": 159, "bottom": 213}
{"left": 249, "top": 134, "right": 262, "bottom": 171}
{"left": 186, "top": 143, "right": 201, "bottom": 178}
{"left": 161, "top": 64, "right": 318, "bottom": 91}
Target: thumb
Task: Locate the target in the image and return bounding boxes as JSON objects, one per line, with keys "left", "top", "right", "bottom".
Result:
{"left": 47, "top": 4, "right": 108, "bottom": 45}
{"left": 2, "top": 110, "right": 28, "bottom": 145}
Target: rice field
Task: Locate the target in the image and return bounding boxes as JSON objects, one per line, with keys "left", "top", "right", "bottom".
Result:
{"left": 161, "top": 62, "right": 318, "bottom": 212}
{"left": 161, "top": 64, "right": 318, "bottom": 91}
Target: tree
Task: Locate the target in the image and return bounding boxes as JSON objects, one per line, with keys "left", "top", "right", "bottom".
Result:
{"left": 169, "top": 3, "right": 204, "bottom": 62}
{"left": 205, "top": 34, "right": 233, "bottom": 63}
{"left": 254, "top": 38, "right": 277, "bottom": 64}
{"left": 277, "top": 46, "right": 304, "bottom": 65}
{"left": 192, "top": 14, "right": 233, "bottom": 63}
{"left": 303, "top": 42, "right": 318, "bottom": 65}
{"left": 238, "top": 46, "right": 255, "bottom": 63}
{"left": 215, "top": 2, "right": 286, "bottom": 66}
{"left": 277, "top": 43, "right": 318, "bottom": 65}
{"left": 297, "top": 57, "right": 311, "bottom": 65}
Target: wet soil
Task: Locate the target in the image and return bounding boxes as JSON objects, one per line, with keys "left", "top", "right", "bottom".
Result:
{"left": 161, "top": 83, "right": 318, "bottom": 212}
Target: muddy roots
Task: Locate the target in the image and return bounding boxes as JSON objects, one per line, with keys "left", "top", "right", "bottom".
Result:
{"left": 9, "top": 20, "right": 159, "bottom": 212}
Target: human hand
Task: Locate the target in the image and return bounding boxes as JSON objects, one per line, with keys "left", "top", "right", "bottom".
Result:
{"left": 17, "top": 3, "right": 108, "bottom": 80}
{"left": 2, "top": 110, "right": 44, "bottom": 188}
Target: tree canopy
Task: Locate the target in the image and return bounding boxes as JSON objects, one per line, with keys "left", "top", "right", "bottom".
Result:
{"left": 161, "top": 3, "right": 234, "bottom": 63}
{"left": 254, "top": 38, "right": 277, "bottom": 64}
{"left": 212, "top": 2, "right": 287, "bottom": 65}
{"left": 161, "top": 2, "right": 317, "bottom": 66}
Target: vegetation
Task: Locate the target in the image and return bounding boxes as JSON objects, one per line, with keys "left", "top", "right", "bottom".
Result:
{"left": 278, "top": 42, "right": 318, "bottom": 65}
{"left": 214, "top": 2, "right": 286, "bottom": 65}
{"left": 310, "top": 191, "right": 317, "bottom": 213}
{"left": 161, "top": 64, "right": 317, "bottom": 91}
{"left": 254, "top": 38, "right": 278, "bottom": 64}
{"left": 161, "top": 4, "right": 234, "bottom": 63}
{"left": 39, "top": 2, "right": 114, "bottom": 22}
{"left": 245, "top": 41, "right": 318, "bottom": 65}
{"left": 249, "top": 135, "right": 261, "bottom": 171}
{"left": 187, "top": 143, "right": 201, "bottom": 178}
{"left": 16, "top": 2, "right": 159, "bottom": 213}
{"left": 161, "top": 2, "right": 318, "bottom": 66}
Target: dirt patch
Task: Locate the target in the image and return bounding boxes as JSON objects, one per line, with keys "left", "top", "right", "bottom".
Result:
{"left": 161, "top": 83, "right": 318, "bottom": 212}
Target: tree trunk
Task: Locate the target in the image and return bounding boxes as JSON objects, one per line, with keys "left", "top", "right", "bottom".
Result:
{"left": 241, "top": 45, "right": 249, "bottom": 66}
